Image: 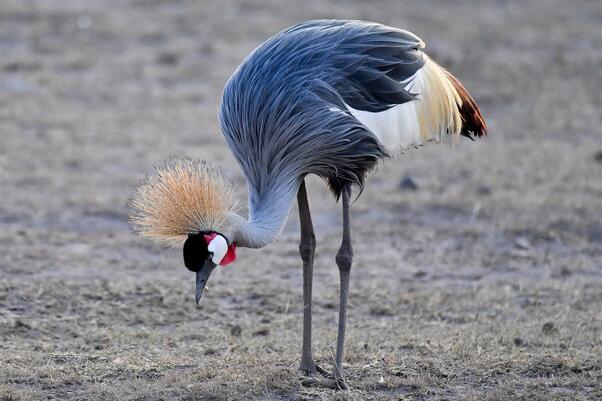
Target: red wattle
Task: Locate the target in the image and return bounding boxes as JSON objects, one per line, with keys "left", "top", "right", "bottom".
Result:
{"left": 220, "top": 243, "right": 237, "bottom": 266}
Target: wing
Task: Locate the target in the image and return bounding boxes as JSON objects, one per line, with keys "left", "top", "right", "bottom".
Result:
{"left": 325, "top": 20, "right": 425, "bottom": 113}
{"left": 312, "top": 20, "right": 486, "bottom": 153}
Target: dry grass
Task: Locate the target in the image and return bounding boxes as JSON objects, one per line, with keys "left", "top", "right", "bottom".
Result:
{"left": 1, "top": 0, "right": 601, "bottom": 400}
{"left": 1, "top": 276, "right": 600, "bottom": 400}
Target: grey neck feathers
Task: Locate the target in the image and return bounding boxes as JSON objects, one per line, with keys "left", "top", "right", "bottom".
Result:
{"left": 225, "top": 179, "right": 299, "bottom": 249}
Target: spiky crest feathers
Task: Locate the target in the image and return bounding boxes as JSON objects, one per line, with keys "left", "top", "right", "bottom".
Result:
{"left": 128, "top": 157, "right": 238, "bottom": 246}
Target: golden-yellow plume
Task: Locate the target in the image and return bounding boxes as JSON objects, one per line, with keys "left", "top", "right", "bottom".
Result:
{"left": 128, "top": 157, "right": 238, "bottom": 246}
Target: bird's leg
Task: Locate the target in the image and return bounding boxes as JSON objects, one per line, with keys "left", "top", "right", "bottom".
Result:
{"left": 297, "top": 180, "right": 320, "bottom": 375}
{"left": 333, "top": 186, "right": 353, "bottom": 390}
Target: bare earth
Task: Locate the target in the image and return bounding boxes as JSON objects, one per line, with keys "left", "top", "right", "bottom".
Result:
{"left": 1, "top": 0, "right": 601, "bottom": 400}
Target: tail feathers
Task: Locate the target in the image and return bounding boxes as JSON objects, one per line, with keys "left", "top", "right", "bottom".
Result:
{"left": 410, "top": 56, "right": 463, "bottom": 142}
{"left": 444, "top": 69, "right": 487, "bottom": 140}
{"left": 413, "top": 56, "right": 487, "bottom": 142}
{"left": 345, "top": 55, "right": 487, "bottom": 155}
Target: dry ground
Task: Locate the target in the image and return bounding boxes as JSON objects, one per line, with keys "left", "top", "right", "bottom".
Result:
{"left": 1, "top": 0, "right": 601, "bottom": 400}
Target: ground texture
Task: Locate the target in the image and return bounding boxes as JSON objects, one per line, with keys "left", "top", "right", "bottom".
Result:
{"left": 1, "top": 0, "right": 601, "bottom": 400}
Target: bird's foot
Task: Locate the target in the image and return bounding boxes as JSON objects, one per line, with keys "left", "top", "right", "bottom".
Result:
{"left": 300, "top": 363, "right": 349, "bottom": 390}
{"left": 333, "top": 367, "right": 349, "bottom": 390}
{"left": 334, "top": 376, "right": 349, "bottom": 390}
{"left": 315, "top": 364, "right": 331, "bottom": 378}
{"left": 300, "top": 361, "right": 340, "bottom": 389}
{"left": 299, "top": 361, "right": 330, "bottom": 378}
{"left": 300, "top": 374, "right": 347, "bottom": 390}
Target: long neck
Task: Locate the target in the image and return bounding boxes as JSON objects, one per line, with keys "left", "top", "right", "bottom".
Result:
{"left": 226, "top": 179, "right": 299, "bottom": 249}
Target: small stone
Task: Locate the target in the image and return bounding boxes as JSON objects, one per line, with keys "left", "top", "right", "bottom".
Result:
{"left": 14, "top": 319, "right": 34, "bottom": 330}
{"left": 369, "top": 305, "right": 395, "bottom": 317}
{"left": 593, "top": 150, "right": 602, "bottom": 163}
{"left": 477, "top": 185, "right": 492, "bottom": 196}
{"left": 515, "top": 237, "right": 531, "bottom": 250}
{"left": 156, "top": 52, "right": 179, "bottom": 65}
{"left": 513, "top": 337, "right": 525, "bottom": 347}
{"left": 399, "top": 175, "right": 419, "bottom": 191}
{"left": 323, "top": 302, "right": 336, "bottom": 310}
{"left": 542, "top": 322, "right": 558, "bottom": 336}
{"left": 252, "top": 328, "right": 269, "bottom": 337}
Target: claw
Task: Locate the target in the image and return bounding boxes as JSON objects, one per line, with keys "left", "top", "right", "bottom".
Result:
{"left": 315, "top": 364, "right": 331, "bottom": 378}
{"left": 334, "top": 376, "right": 349, "bottom": 390}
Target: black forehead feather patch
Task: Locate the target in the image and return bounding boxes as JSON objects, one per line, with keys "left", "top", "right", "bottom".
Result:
{"left": 183, "top": 232, "right": 209, "bottom": 272}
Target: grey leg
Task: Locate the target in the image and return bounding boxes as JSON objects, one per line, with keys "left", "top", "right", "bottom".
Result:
{"left": 333, "top": 186, "right": 353, "bottom": 389}
{"left": 297, "top": 180, "right": 318, "bottom": 374}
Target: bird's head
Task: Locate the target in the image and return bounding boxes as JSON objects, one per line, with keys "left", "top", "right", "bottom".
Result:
{"left": 183, "top": 231, "right": 236, "bottom": 303}
{"left": 129, "top": 156, "right": 239, "bottom": 304}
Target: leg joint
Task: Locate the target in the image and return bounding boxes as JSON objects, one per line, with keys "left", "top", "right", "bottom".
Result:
{"left": 335, "top": 248, "right": 353, "bottom": 272}
{"left": 299, "top": 235, "right": 316, "bottom": 261}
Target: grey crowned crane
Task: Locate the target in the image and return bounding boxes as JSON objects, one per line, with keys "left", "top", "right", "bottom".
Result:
{"left": 129, "top": 19, "right": 487, "bottom": 388}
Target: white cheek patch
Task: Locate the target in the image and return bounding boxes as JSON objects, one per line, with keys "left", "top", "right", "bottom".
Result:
{"left": 207, "top": 234, "right": 228, "bottom": 265}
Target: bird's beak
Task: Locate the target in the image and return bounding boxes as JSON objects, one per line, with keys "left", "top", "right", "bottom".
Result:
{"left": 195, "top": 263, "right": 214, "bottom": 305}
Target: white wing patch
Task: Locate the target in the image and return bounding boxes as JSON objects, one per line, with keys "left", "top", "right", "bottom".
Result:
{"left": 346, "top": 56, "right": 463, "bottom": 155}
{"left": 346, "top": 99, "right": 422, "bottom": 153}
{"left": 207, "top": 234, "right": 228, "bottom": 265}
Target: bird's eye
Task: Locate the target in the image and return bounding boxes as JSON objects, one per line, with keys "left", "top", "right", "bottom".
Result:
{"left": 207, "top": 252, "right": 214, "bottom": 261}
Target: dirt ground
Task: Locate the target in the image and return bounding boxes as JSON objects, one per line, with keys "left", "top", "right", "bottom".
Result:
{"left": 1, "top": 0, "right": 601, "bottom": 400}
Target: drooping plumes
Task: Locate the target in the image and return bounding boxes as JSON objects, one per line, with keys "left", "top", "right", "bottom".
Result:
{"left": 346, "top": 55, "right": 487, "bottom": 154}
{"left": 412, "top": 56, "right": 463, "bottom": 142}
{"left": 129, "top": 157, "right": 238, "bottom": 246}
{"left": 220, "top": 20, "right": 487, "bottom": 199}
{"left": 444, "top": 69, "right": 487, "bottom": 140}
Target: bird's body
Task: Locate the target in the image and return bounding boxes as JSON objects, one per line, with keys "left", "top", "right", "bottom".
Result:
{"left": 130, "top": 19, "right": 486, "bottom": 388}
{"left": 218, "top": 20, "right": 484, "bottom": 248}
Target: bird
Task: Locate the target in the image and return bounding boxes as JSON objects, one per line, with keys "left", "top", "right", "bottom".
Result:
{"left": 128, "top": 19, "right": 487, "bottom": 389}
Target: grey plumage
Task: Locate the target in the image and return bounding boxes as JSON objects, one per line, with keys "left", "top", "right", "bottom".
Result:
{"left": 220, "top": 20, "right": 424, "bottom": 198}
{"left": 219, "top": 20, "right": 427, "bottom": 247}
